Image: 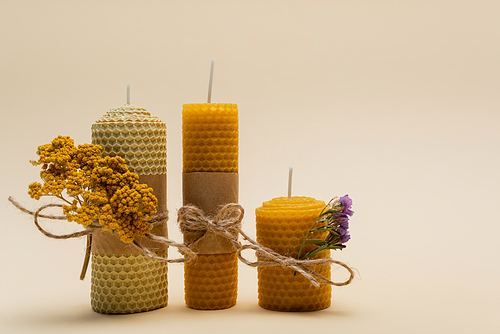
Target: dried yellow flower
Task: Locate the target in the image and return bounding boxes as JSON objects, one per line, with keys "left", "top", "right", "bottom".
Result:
{"left": 29, "top": 135, "right": 157, "bottom": 243}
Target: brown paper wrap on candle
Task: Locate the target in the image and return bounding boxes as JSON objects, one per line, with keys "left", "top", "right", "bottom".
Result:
{"left": 182, "top": 172, "right": 238, "bottom": 254}
{"left": 91, "top": 174, "right": 168, "bottom": 255}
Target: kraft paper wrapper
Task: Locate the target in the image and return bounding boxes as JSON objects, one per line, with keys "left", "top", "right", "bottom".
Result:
{"left": 182, "top": 172, "right": 239, "bottom": 254}
{"left": 92, "top": 173, "right": 168, "bottom": 255}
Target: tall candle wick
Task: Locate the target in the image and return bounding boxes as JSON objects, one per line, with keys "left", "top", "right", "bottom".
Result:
{"left": 288, "top": 167, "right": 293, "bottom": 199}
{"left": 207, "top": 59, "right": 215, "bottom": 103}
{"left": 127, "top": 83, "right": 130, "bottom": 105}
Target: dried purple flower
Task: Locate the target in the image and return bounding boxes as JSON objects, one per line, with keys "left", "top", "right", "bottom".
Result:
{"left": 337, "top": 227, "right": 348, "bottom": 236}
{"left": 340, "top": 194, "right": 354, "bottom": 216}
{"left": 339, "top": 194, "right": 352, "bottom": 209}
{"left": 340, "top": 232, "right": 351, "bottom": 244}
{"left": 297, "top": 195, "right": 354, "bottom": 260}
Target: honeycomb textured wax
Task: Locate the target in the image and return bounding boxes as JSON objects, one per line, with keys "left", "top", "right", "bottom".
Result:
{"left": 184, "top": 253, "right": 238, "bottom": 310}
{"left": 91, "top": 104, "right": 167, "bottom": 175}
{"left": 91, "top": 104, "right": 168, "bottom": 314}
{"left": 182, "top": 103, "right": 239, "bottom": 310}
{"left": 256, "top": 196, "right": 332, "bottom": 312}
{"left": 90, "top": 254, "right": 168, "bottom": 314}
{"left": 182, "top": 103, "right": 238, "bottom": 173}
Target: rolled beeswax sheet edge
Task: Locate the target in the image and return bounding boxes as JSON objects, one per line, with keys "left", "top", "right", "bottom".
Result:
{"left": 255, "top": 198, "right": 327, "bottom": 258}
{"left": 182, "top": 172, "right": 239, "bottom": 254}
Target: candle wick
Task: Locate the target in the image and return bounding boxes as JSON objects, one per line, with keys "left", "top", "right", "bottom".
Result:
{"left": 288, "top": 167, "right": 293, "bottom": 199}
{"left": 127, "top": 83, "right": 130, "bottom": 105}
{"left": 207, "top": 59, "right": 215, "bottom": 103}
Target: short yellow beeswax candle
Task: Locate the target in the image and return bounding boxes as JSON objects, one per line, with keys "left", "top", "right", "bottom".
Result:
{"left": 256, "top": 196, "right": 332, "bottom": 311}
{"left": 182, "top": 102, "right": 239, "bottom": 310}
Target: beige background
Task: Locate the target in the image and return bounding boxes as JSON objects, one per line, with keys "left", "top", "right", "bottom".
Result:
{"left": 1, "top": 0, "right": 499, "bottom": 333}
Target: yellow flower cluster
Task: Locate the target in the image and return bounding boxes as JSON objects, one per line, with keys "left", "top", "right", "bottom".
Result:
{"left": 29, "top": 135, "right": 157, "bottom": 243}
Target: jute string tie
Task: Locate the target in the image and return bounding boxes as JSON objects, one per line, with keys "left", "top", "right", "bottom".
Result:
{"left": 178, "top": 203, "right": 243, "bottom": 251}
{"left": 177, "top": 203, "right": 355, "bottom": 287}
{"left": 8, "top": 196, "right": 196, "bottom": 280}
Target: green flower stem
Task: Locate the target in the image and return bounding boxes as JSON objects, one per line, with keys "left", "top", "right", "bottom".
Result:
{"left": 57, "top": 195, "right": 72, "bottom": 205}
{"left": 297, "top": 202, "right": 330, "bottom": 261}
{"left": 79, "top": 234, "right": 92, "bottom": 281}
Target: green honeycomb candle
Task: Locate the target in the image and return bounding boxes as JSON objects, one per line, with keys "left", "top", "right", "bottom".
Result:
{"left": 92, "top": 104, "right": 167, "bottom": 175}
{"left": 90, "top": 104, "right": 168, "bottom": 314}
{"left": 256, "top": 196, "right": 332, "bottom": 312}
{"left": 90, "top": 254, "right": 168, "bottom": 313}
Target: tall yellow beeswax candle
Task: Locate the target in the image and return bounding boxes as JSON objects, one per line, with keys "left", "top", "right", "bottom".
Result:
{"left": 256, "top": 196, "right": 332, "bottom": 311}
{"left": 182, "top": 103, "right": 239, "bottom": 310}
{"left": 90, "top": 104, "right": 168, "bottom": 314}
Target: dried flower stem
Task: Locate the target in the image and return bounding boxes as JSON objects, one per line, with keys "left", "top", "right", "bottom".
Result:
{"left": 80, "top": 234, "right": 92, "bottom": 280}
{"left": 297, "top": 197, "right": 337, "bottom": 261}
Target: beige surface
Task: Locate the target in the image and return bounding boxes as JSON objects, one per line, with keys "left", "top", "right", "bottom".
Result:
{"left": 1, "top": 1, "right": 499, "bottom": 333}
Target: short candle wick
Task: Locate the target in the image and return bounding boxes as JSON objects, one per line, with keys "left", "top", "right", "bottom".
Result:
{"left": 127, "top": 83, "right": 130, "bottom": 105}
{"left": 288, "top": 167, "right": 293, "bottom": 199}
{"left": 207, "top": 59, "right": 215, "bottom": 103}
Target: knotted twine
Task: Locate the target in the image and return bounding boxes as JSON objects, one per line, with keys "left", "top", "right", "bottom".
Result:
{"left": 177, "top": 203, "right": 355, "bottom": 288}
{"left": 8, "top": 196, "right": 196, "bottom": 280}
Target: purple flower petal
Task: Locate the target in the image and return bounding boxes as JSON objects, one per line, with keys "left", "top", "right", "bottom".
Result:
{"left": 339, "top": 220, "right": 349, "bottom": 229}
{"left": 339, "top": 194, "right": 352, "bottom": 209}
{"left": 343, "top": 208, "right": 354, "bottom": 217}
{"left": 337, "top": 227, "right": 347, "bottom": 236}
{"left": 340, "top": 232, "right": 351, "bottom": 243}
{"left": 334, "top": 212, "right": 348, "bottom": 219}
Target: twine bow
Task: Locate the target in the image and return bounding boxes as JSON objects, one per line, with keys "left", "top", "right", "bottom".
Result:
{"left": 177, "top": 204, "right": 355, "bottom": 288}
{"left": 177, "top": 203, "right": 244, "bottom": 251}
{"left": 11, "top": 196, "right": 356, "bottom": 287}
{"left": 237, "top": 235, "right": 355, "bottom": 287}
{"left": 8, "top": 196, "right": 196, "bottom": 280}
